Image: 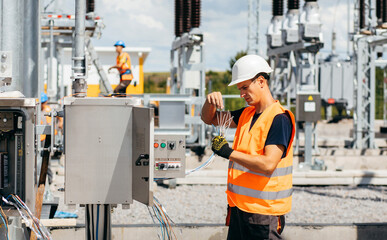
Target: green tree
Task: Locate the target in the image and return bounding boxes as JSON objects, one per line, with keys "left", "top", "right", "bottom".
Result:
{"left": 226, "top": 50, "right": 248, "bottom": 75}
{"left": 205, "top": 50, "right": 248, "bottom": 111}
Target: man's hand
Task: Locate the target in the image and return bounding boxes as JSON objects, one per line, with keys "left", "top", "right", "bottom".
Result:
{"left": 212, "top": 136, "right": 233, "bottom": 159}
{"left": 206, "top": 92, "right": 224, "bottom": 109}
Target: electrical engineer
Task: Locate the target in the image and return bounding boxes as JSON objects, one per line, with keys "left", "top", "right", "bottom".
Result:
{"left": 201, "top": 55, "right": 295, "bottom": 240}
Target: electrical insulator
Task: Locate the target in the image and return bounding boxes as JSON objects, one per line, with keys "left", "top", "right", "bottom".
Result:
{"left": 267, "top": 0, "right": 284, "bottom": 47}
{"left": 175, "top": 0, "right": 184, "bottom": 37}
{"left": 377, "top": 0, "right": 383, "bottom": 21}
{"left": 298, "top": 0, "right": 322, "bottom": 41}
{"left": 183, "top": 0, "right": 192, "bottom": 33}
{"left": 283, "top": 0, "right": 300, "bottom": 43}
{"left": 191, "top": 0, "right": 201, "bottom": 28}
{"left": 86, "top": 0, "right": 95, "bottom": 13}
{"left": 273, "top": 0, "right": 284, "bottom": 16}
{"left": 288, "top": 0, "right": 299, "bottom": 10}
{"left": 359, "top": 0, "right": 365, "bottom": 29}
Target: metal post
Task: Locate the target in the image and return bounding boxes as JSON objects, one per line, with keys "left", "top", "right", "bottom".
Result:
{"left": 1, "top": 0, "right": 23, "bottom": 93}
{"left": 347, "top": 0, "right": 351, "bottom": 57}
{"left": 73, "top": 0, "right": 111, "bottom": 238}
{"left": 59, "top": 48, "right": 65, "bottom": 105}
{"left": 73, "top": 0, "right": 87, "bottom": 96}
{"left": 384, "top": 68, "right": 387, "bottom": 127}
{"left": 304, "top": 121, "right": 313, "bottom": 168}
{"left": 23, "top": 0, "right": 40, "bottom": 98}
{"left": 369, "top": 43, "right": 376, "bottom": 148}
{"left": 48, "top": 19, "right": 55, "bottom": 100}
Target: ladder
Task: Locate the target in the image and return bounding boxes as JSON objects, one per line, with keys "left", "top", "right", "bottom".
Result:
{"left": 86, "top": 38, "right": 113, "bottom": 95}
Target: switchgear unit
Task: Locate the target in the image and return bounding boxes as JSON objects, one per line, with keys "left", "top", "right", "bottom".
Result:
{"left": 154, "top": 134, "right": 186, "bottom": 178}
{"left": 0, "top": 99, "right": 36, "bottom": 209}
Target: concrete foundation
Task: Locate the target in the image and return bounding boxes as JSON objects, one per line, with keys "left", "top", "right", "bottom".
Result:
{"left": 49, "top": 223, "right": 387, "bottom": 240}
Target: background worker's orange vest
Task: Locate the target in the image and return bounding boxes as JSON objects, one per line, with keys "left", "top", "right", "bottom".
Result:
{"left": 117, "top": 52, "right": 133, "bottom": 81}
{"left": 226, "top": 101, "right": 296, "bottom": 215}
{"left": 40, "top": 105, "right": 52, "bottom": 142}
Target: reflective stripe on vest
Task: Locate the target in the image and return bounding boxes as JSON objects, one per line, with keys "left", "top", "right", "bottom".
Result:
{"left": 231, "top": 162, "right": 293, "bottom": 178}
{"left": 228, "top": 183, "right": 293, "bottom": 200}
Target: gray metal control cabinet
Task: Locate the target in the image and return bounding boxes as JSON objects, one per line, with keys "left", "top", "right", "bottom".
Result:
{"left": 154, "top": 134, "right": 186, "bottom": 178}
{"left": 0, "top": 98, "right": 36, "bottom": 210}
{"left": 64, "top": 97, "right": 154, "bottom": 206}
{"left": 296, "top": 93, "right": 321, "bottom": 122}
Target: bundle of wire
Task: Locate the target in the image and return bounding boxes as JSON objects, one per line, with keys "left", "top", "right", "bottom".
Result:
{"left": 149, "top": 112, "right": 234, "bottom": 239}
{"left": 185, "top": 111, "right": 234, "bottom": 175}
{"left": 147, "top": 196, "right": 178, "bottom": 240}
{"left": 0, "top": 204, "right": 9, "bottom": 240}
{"left": 2, "top": 195, "right": 52, "bottom": 240}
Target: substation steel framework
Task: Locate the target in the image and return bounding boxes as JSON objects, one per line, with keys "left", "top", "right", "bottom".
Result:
{"left": 170, "top": 32, "right": 207, "bottom": 150}
{"left": 268, "top": 41, "right": 323, "bottom": 168}
{"left": 41, "top": 10, "right": 111, "bottom": 103}
{"left": 248, "top": 0, "right": 260, "bottom": 55}
{"left": 353, "top": 35, "right": 387, "bottom": 149}
{"left": 352, "top": 0, "right": 387, "bottom": 149}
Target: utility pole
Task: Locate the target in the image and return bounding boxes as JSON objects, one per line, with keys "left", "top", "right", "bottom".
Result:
{"left": 72, "top": 0, "right": 87, "bottom": 97}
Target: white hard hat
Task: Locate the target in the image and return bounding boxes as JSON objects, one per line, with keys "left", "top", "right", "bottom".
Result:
{"left": 229, "top": 54, "right": 273, "bottom": 86}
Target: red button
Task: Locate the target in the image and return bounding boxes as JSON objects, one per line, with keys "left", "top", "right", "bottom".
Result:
{"left": 154, "top": 143, "right": 159, "bottom": 148}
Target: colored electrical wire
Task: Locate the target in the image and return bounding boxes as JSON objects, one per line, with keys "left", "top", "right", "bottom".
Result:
{"left": 185, "top": 152, "right": 215, "bottom": 175}
{"left": 154, "top": 197, "right": 177, "bottom": 239}
{"left": 0, "top": 206, "right": 9, "bottom": 240}
{"left": 147, "top": 206, "right": 163, "bottom": 240}
{"left": 2, "top": 195, "right": 52, "bottom": 240}
{"left": 186, "top": 112, "right": 233, "bottom": 175}
{"left": 3, "top": 196, "right": 43, "bottom": 239}
{"left": 147, "top": 196, "right": 178, "bottom": 240}
{"left": 96, "top": 205, "right": 100, "bottom": 240}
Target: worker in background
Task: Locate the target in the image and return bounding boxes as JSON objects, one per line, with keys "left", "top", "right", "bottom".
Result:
{"left": 201, "top": 55, "right": 295, "bottom": 240}
{"left": 40, "top": 93, "right": 51, "bottom": 142}
{"left": 108, "top": 40, "right": 133, "bottom": 95}
{"left": 40, "top": 93, "right": 53, "bottom": 185}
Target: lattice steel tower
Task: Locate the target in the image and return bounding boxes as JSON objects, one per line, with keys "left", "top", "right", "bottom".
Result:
{"left": 247, "top": 0, "right": 260, "bottom": 54}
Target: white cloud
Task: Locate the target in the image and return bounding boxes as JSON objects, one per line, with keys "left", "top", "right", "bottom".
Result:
{"left": 131, "top": 14, "right": 164, "bottom": 30}
{"left": 44, "top": 0, "right": 355, "bottom": 71}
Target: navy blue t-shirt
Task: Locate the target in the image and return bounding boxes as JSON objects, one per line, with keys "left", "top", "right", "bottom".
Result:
{"left": 230, "top": 107, "right": 292, "bottom": 158}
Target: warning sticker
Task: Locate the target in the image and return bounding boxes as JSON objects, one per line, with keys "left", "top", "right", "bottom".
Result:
{"left": 308, "top": 95, "right": 314, "bottom": 101}
{"left": 304, "top": 102, "right": 316, "bottom": 112}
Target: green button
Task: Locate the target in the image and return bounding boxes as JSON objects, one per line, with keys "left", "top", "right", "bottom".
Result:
{"left": 160, "top": 143, "right": 166, "bottom": 148}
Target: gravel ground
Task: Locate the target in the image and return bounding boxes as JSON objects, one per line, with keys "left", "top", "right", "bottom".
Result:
{"left": 54, "top": 183, "right": 387, "bottom": 225}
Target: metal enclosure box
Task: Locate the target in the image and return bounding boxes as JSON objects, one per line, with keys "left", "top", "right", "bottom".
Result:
{"left": 159, "top": 101, "right": 185, "bottom": 129}
{"left": 319, "top": 61, "right": 354, "bottom": 109}
{"left": 296, "top": 93, "right": 321, "bottom": 122}
{"left": 64, "top": 97, "right": 154, "bottom": 205}
{"left": 0, "top": 98, "right": 36, "bottom": 210}
{"left": 154, "top": 134, "right": 186, "bottom": 178}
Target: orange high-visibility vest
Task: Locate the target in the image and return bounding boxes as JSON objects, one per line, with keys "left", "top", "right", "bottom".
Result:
{"left": 226, "top": 101, "right": 295, "bottom": 215}
{"left": 116, "top": 52, "right": 133, "bottom": 81}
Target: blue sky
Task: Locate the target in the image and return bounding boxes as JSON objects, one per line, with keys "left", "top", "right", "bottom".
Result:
{"left": 45, "top": 0, "right": 354, "bottom": 72}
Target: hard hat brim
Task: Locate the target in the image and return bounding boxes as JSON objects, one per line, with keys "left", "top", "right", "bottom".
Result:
{"left": 228, "top": 70, "right": 272, "bottom": 86}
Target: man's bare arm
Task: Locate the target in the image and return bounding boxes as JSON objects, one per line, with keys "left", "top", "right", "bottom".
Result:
{"left": 201, "top": 92, "right": 237, "bottom": 128}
